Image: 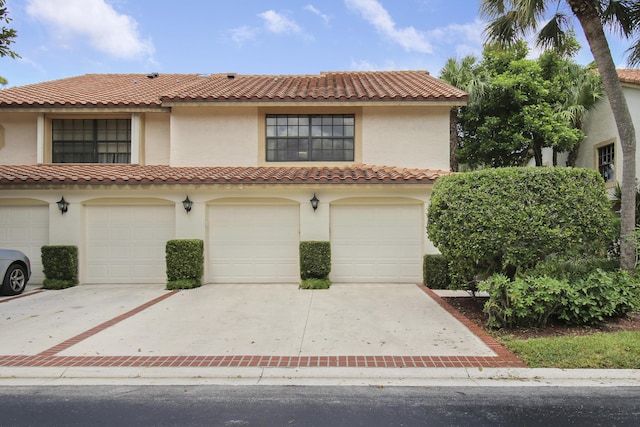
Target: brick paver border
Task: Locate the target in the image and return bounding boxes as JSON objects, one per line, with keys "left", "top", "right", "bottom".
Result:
{"left": 0, "top": 285, "right": 525, "bottom": 369}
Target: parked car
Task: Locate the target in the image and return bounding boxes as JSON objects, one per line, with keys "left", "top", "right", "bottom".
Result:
{"left": 0, "top": 249, "right": 31, "bottom": 296}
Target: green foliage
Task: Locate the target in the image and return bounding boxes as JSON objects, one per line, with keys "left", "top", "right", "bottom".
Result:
{"left": 423, "top": 254, "right": 450, "bottom": 289}
{"left": 519, "top": 256, "right": 619, "bottom": 281}
{"left": 480, "top": 274, "right": 567, "bottom": 329}
{"left": 299, "top": 241, "right": 331, "bottom": 280}
{"left": 449, "top": 40, "right": 595, "bottom": 168}
{"left": 300, "top": 278, "right": 332, "bottom": 290}
{"left": 165, "top": 239, "right": 203, "bottom": 289}
{"left": 41, "top": 246, "right": 78, "bottom": 289}
{"left": 427, "top": 167, "right": 615, "bottom": 289}
{"left": 479, "top": 269, "right": 640, "bottom": 329}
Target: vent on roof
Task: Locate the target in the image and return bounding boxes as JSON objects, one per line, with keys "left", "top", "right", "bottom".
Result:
{"left": 147, "top": 72, "right": 159, "bottom": 79}
{"left": 227, "top": 73, "right": 236, "bottom": 79}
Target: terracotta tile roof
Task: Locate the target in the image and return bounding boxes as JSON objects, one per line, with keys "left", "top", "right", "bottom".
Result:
{"left": 0, "top": 74, "right": 204, "bottom": 108}
{"left": 0, "top": 164, "right": 449, "bottom": 185}
{"left": 0, "top": 71, "right": 467, "bottom": 108}
{"left": 618, "top": 69, "right": 640, "bottom": 86}
{"left": 161, "top": 71, "right": 468, "bottom": 102}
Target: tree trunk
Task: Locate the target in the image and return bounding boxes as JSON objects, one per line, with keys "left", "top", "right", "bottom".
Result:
{"left": 450, "top": 108, "right": 459, "bottom": 172}
{"left": 568, "top": 0, "right": 637, "bottom": 270}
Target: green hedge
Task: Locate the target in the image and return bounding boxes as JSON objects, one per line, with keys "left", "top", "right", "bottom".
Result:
{"left": 427, "top": 167, "right": 614, "bottom": 290}
{"left": 299, "top": 241, "right": 331, "bottom": 280}
{"left": 41, "top": 245, "right": 78, "bottom": 289}
{"left": 479, "top": 270, "right": 640, "bottom": 329}
{"left": 166, "top": 239, "right": 204, "bottom": 290}
{"left": 423, "top": 254, "right": 450, "bottom": 289}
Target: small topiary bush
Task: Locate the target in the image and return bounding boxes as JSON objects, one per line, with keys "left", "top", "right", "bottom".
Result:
{"left": 300, "top": 278, "right": 332, "bottom": 289}
{"left": 423, "top": 254, "right": 450, "bottom": 289}
{"left": 427, "top": 167, "right": 615, "bottom": 290}
{"left": 299, "top": 241, "right": 331, "bottom": 280}
{"left": 41, "top": 245, "right": 78, "bottom": 289}
{"left": 166, "top": 239, "right": 204, "bottom": 290}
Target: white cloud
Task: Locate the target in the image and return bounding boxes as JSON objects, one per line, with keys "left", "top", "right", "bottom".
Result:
{"left": 427, "top": 19, "right": 485, "bottom": 58}
{"left": 344, "top": 0, "right": 432, "bottom": 53}
{"left": 305, "top": 4, "right": 330, "bottom": 25}
{"left": 26, "top": 0, "right": 154, "bottom": 61}
{"left": 350, "top": 58, "right": 398, "bottom": 71}
{"left": 259, "top": 10, "right": 302, "bottom": 34}
{"left": 230, "top": 26, "right": 258, "bottom": 45}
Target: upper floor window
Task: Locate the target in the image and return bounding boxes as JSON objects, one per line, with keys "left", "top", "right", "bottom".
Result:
{"left": 266, "top": 114, "right": 354, "bottom": 162}
{"left": 597, "top": 143, "right": 615, "bottom": 182}
{"left": 52, "top": 119, "right": 131, "bottom": 163}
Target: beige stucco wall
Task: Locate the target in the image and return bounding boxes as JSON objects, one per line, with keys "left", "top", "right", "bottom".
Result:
{"left": 577, "top": 86, "right": 640, "bottom": 182}
{"left": 143, "top": 112, "right": 171, "bottom": 165}
{"left": 0, "top": 112, "right": 39, "bottom": 164}
{"left": 169, "top": 106, "right": 258, "bottom": 167}
{"left": 361, "top": 105, "right": 450, "bottom": 170}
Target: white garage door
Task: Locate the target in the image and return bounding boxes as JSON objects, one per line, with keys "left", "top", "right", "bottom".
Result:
{"left": 0, "top": 206, "right": 49, "bottom": 284}
{"left": 209, "top": 204, "right": 299, "bottom": 283}
{"left": 331, "top": 204, "right": 423, "bottom": 283}
{"left": 86, "top": 205, "right": 174, "bottom": 284}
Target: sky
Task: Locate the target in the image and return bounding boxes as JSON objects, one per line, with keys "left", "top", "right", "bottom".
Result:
{"left": 0, "top": 0, "right": 636, "bottom": 88}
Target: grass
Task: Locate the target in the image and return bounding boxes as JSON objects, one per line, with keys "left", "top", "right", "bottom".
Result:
{"left": 299, "top": 278, "right": 331, "bottom": 290}
{"left": 498, "top": 331, "right": 640, "bottom": 369}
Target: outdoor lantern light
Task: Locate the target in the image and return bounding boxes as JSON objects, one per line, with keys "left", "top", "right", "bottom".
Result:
{"left": 182, "top": 196, "right": 193, "bottom": 213}
{"left": 57, "top": 197, "right": 69, "bottom": 214}
{"left": 310, "top": 193, "right": 319, "bottom": 211}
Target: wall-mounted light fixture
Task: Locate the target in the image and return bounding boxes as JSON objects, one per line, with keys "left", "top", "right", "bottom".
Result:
{"left": 310, "top": 193, "right": 319, "bottom": 211}
{"left": 57, "top": 197, "right": 69, "bottom": 214}
{"left": 182, "top": 196, "right": 193, "bottom": 213}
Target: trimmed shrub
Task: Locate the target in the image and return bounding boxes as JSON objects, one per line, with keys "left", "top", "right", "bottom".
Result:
{"left": 166, "top": 239, "right": 203, "bottom": 290}
{"left": 423, "top": 254, "right": 450, "bottom": 289}
{"left": 41, "top": 245, "right": 78, "bottom": 289}
{"left": 300, "top": 241, "right": 331, "bottom": 280}
{"left": 427, "top": 167, "right": 614, "bottom": 289}
{"left": 479, "top": 270, "right": 640, "bottom": 329}
{"left": 300, "top": 278, "right": 332, "bottom": 289}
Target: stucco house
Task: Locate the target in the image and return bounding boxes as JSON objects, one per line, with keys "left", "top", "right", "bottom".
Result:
{"left": 575, "top": 69, "right": 640, "bottom": 184}
{"left": 0, "top": 71, "right": 466, "bottom": 285}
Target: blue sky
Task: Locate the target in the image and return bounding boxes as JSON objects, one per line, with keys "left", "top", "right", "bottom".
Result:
{"left": 1, "top": 0, "right": 635, "bottom": 88}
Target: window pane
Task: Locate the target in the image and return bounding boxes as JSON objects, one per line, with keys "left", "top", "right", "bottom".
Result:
{"left": 265, "top": 114, "right": 354, "bottom": 162}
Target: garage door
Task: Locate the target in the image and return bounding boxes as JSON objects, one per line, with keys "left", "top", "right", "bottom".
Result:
{"left": 0, "top": 205, "right": 49, "bottom": 284}
{"left": 86, "top": 205, "right": 174, "bottom": 283}
{"left": 209, "top": 204, "right": 299, "bottom": 283}
{"left": 331, "top": 204, "right": 423, "bottom": 283}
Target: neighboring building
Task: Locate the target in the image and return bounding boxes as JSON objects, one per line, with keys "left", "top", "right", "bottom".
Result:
{"left": 575, "top": 69, "right": 640, "bottom": 185}
{"left": 0, "top": 71, "right": 466, "bottom": 285}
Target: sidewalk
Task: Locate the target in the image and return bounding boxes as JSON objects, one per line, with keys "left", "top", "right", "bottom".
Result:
{"left": 0, "top": 283, "right": 638, "bottom": 387}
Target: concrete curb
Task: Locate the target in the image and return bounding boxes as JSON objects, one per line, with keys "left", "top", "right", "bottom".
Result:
{"left": 1, "top": 367, "right": 639, "bottom": 387}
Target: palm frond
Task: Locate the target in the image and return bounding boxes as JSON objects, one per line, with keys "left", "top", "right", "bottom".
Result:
{"left": 601, "top": 0, "right": 637, "bottom": 38}
{"left": 537, "top": 13, "right": 571, "bottom": 51}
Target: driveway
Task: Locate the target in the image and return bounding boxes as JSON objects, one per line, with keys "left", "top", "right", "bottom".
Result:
{"left": 0, "top": 283, "right": 522, "bottom": 369}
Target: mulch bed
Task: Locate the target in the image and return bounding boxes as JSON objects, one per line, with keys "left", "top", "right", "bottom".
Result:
{"left": 443, "top": 296, "right": 640, "bottom": 339}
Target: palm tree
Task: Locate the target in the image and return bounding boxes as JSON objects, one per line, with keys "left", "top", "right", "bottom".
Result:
{"left": 439, "top": 56, "right": 488, "bottom": 171}
{"left": 481, "top": 0, "right": 640, "bottom": 271}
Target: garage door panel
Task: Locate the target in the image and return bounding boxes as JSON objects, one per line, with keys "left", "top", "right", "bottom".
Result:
{"left": 331, "top": 204, "right": 422, "bottom": 283}
{"left": 209, "top": 204, "right": 299, "bottom": 283}
{"left": 0, "top": 206, "right": 49, "bottom": 284}
{"left": 86, "top": 206, "right": 174, "bottom": 284}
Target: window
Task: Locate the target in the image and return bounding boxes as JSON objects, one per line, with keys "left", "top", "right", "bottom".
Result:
{"left": 52, "top": 119, "right": 131, "bottom": 163}
{"left": 597, "top": 143, "right": 615, "bottom": 182}
{"left": 266, "top": 114, "right": 354, "bottom": 162}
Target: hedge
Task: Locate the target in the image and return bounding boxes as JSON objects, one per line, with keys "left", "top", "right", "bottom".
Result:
{"left": 423, "top": 254, "right": 450, "bottom": 289}
{"left": 299, "top": 241, "right": 331, "bottom": 280}
{"left": 427, "top": 167, "right": 614, "bottom": 289}
{"left": 41, "top": 245, "right": 78, "bottom": 289}
{"left": 166, "top": 239, "right": 204, "bottom": 290}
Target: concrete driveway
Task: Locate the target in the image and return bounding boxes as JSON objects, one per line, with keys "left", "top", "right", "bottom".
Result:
{"left": 0, "top": 283, "right": 521, "bottom": 369}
